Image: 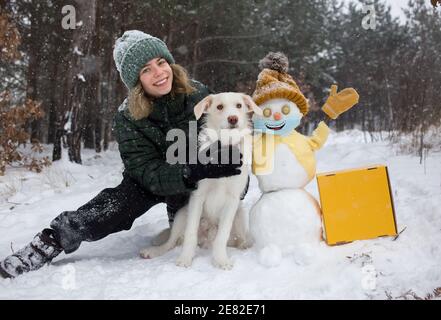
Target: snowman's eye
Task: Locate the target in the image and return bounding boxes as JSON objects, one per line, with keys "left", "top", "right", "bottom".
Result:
{"left": 282, "top": 105, "right": 290, "bottom": 115}
{"left": 263, "top": 108, "right": 272, "bottom": 117}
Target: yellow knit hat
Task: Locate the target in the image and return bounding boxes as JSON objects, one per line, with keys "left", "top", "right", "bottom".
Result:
{"left": 252, "top": 52, "right": 309, "bottom": 115}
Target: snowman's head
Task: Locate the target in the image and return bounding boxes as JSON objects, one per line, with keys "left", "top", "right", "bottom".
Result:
{"left": 252, "top": 98, "right": 303, "bottom": 136}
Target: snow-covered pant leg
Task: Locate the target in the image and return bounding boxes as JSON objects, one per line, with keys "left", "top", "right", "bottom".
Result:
{"left": 50, "top": 175, "right": 164, "bottom": 254}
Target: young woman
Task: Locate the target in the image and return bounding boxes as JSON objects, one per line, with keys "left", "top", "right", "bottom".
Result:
{"left": 0, "top": 30, "right": 243, "bottom": 279}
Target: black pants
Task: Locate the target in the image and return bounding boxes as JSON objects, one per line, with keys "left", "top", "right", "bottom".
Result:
{"left": 50, "top": 174, "right": 190, "bottom": 254}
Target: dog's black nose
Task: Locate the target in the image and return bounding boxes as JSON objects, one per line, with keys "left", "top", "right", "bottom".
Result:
{"left": 228, "top": 115, "right": 238, "bottom": 125}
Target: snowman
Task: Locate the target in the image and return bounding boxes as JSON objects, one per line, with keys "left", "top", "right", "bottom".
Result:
{"left": 249, "top": 52, "right": 359, "bottom": 266}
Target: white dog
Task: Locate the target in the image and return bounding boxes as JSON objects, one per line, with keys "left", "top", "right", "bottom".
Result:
{"left": 140, "top": 92, "right": 262, "bottom": 269}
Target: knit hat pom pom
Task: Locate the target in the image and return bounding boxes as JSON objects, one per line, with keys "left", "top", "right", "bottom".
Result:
{"left": 258, "top": 52, "right": 289, "bottom": 73}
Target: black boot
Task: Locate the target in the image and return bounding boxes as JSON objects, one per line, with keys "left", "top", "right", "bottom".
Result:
{"left": 0, "top": 229, "right": 63, "bottom": 279}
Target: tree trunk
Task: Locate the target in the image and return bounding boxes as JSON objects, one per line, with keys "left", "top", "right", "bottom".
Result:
{"left": 95, "top": 115, "right": 102, "bottom": 153}
{"left": 103, "top": 121, "right": 110, "bottom": 152}
{"left": 83, "top": 117, "right": 95, "bottom": 149}
{"left": 65, "top": 0, "right": 97, "bottom": 164}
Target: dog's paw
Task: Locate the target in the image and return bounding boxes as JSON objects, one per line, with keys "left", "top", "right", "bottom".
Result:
{"left": 176, "top": 255, "right": 193, "bottom": 268}
{"left": 212, "top": 257, "right": 234, "bottom": 270}
{"left": 140, "top": 247, "right": 161, "bottom": 259}
{"left": 151, "top": 228, "right": 171, "bottom": 246}
{"left": 235, "top": 235, "right": 254, "bottom": 250}
{"left": 228, "top": 237, "right": 253, "bottom": 250}
{"left": 236, "top": 239, "right": 253, "bottom": 250}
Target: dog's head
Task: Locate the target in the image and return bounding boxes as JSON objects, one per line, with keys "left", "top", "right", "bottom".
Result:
{"left": 194, "top": 92, "right": 263, "bottom": 131}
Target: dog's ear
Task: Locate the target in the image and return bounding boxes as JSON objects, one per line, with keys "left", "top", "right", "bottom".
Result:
{"left": 194, "top": 95, "right": 212, "bottom": 120}
{"left": 242, "top": 94, "right": 263, "bottom": 116}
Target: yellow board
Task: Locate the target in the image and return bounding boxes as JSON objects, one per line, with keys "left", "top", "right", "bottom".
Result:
{"left": 316, "top": 165, "right": 397, "bottom": 245}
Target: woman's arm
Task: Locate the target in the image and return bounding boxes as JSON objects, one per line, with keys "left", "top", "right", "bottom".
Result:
{"left": 113, "top": 112, "right": 196, "bottom": 196}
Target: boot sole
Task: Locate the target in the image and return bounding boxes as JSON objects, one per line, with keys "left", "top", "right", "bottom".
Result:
{"left": 0, "top": 264, "right": 13, "bottom": 279}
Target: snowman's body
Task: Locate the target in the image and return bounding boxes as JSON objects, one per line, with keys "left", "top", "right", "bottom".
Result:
{"left": 250, "top": 98, "right": 329, "bottom": 266}
{"left": 250, "top": 188, "right": 321, "bottom": 266}
{"left": 256, "top": 143, "right": 310, "bottom": 192}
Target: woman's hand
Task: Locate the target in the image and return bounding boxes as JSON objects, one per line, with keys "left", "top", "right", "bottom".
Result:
{"left": 183, "top": 141, "right": 243, "bottom": 184}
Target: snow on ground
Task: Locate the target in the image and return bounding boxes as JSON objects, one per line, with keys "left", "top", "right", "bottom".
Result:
{"left": 0, "top": 129, "right": 440, "bottom": 300}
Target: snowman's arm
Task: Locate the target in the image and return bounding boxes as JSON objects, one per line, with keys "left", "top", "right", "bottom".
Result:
{"left": 318, "top": 113, "right": 334, "bottom": 126}
{"left": 307, "top": 121, "right": 330, "bottom": 151}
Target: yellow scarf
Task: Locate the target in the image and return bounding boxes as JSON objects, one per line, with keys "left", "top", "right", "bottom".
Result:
{"left": 252, "top": 121, "right": 330, "bottom": 179}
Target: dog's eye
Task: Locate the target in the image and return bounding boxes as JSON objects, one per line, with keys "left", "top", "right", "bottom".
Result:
{"left": 282, "top": 105, "right": 290, "bottom": 115}
{"left": 236, "top": 103, "right": 242, "bottom": 109}
{"left": 217, "top": 104, "right": 223, "bottom": 110}
{"left": 263, "top": 108, "right": 272, "bottom": 117}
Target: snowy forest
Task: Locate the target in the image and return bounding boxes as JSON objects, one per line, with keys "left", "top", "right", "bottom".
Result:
{"left": 1, "top": 0, "right": 441, "bottom": 300}
{"left": 0, "top": 0, "right": 440, "bottom": 172}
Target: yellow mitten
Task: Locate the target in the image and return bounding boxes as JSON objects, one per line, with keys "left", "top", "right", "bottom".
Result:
{"left": 321, "top": 85, "right": 359, "bottom": 120}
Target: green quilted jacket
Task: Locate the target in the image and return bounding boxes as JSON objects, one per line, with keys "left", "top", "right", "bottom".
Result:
{"left": 112, "top": 80, "right": 210, "bottom": 196}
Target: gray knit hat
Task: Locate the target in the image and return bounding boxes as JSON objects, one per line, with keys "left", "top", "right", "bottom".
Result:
{"left": 113, "top": 30, "right": 175, "bottom": 89}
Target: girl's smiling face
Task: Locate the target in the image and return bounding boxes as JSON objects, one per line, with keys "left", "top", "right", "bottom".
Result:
{"left": 139, "top": 57, "right": 173, "bottom": 98}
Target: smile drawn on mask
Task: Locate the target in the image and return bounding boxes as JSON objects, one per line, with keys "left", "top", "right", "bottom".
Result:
{"left": 253, "top": 99, "right": 303, "bottom": 136}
